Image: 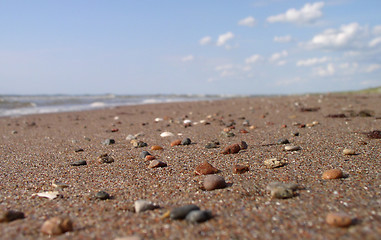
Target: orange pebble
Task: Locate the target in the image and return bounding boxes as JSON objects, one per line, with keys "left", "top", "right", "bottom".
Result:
{"left": 170, "top": 140, "right": 181, "bottom": 146}
{"left": 322, "top": 169, "right": 343, "bottom": 179}
{"left": 145, "top": 155, "right": 156, "bottom": 161}
{"left": 151, "top": 145, "right": 163, "bottom": 150}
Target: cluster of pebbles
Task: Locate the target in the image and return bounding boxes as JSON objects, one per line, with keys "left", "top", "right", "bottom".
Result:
{"left": 1, "top": 94, "right": 380, "bottom": 239}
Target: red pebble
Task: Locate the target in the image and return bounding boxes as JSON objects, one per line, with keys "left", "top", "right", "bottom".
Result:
{"left": 222, "top": 144, "right": 241, "bottom": 154}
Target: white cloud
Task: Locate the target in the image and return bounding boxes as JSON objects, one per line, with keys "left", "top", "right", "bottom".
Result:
{"left": 269, "top": 50, "right": 288, "bottom": 62}
{"left": 365, "top": 64, "right": 381, "bottom": 73}
{"left": 217, "top": 32, "right": 234, "bottom": 47}
{"left": 307, "top": 22, "right": 366, "bottom": 49}
{"left": 215, "top": 64, "right": 233, "bottom": 71}
{"left": 277, "top": 60, "right": 287, "bottom": 66}
{"left": 315, "top": 63, "right": 335, "bottom": 76}
{"left": 275, "top": 77, "right": 304, "bottom": 86}
{"left": 267, "top": 2, "right": 325, "bottom": 24}
{"left": 296, "top": 57, "right": 329, "bottom": 66}
{"left": 372, "top": 25, "right": 381, "bottom": 35}
{"left": 369, "top": 37, "right": 381, "bottom": 47}
{"left": 238, "top": 16, "right": 256, "bottom": 27}
{"left": 245, "top": 54, "right": 263, "bottom": 64}
{"left": 181, "top": 55, "right": 194, "bottom": 62}
{"left": 199, "top": 36, "right": 212, "bottom": 45}
{"left": 274, "top": 35, "right": 293, "bottom": 43}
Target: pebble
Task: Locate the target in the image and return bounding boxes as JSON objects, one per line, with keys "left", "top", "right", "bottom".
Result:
{"left": 140, "top": 151, "right": 151, "bottom": 159}
{"left": 74, "top": 148, "right": 84, "bottom": 152}
{"left": 266, "top": 182, "right": 298, "bottom": 199}
{"left": 239, "top": 129, "right": 249, "bottom": 133}
{"left": 181, "top": 138, "right": 192, "bottom": 145}
{"left": 126, "top": 134, "right": 136, "bottom": 141}
{"left": 0, "top": 210, "right": 25, "bottom": 222}
{"left": 52, "top": 180, "right": 69, "bottom": 189}
{"left": 240, "top": 141, "right": 248, "bottom": 150}
{"left": 160, "top": 131, "right": 175, "bottom": 137}
{"left": 220, "top": 131, "right": 235, "bottom": 137}
{"left": 263, "top": 158, "right": 287, "bottom": 169}
{"left": 131, "top": 140, "right": 147, "bottom": 148}
{"left": 194, "top": 161, "right": 219, "bottom": 175}
{"left": 170, "top": 139, "right": 182, "bottom": 146}
{"left": 205, "top": 142, "right": 218, "bottom": 148}
{"left": 242, "top": 120, "right": 250, "bottom": 126}
{"left": 145, "top": 155, "right": 156, "bottom": 161}
{"left": 326, "top": 212, "right": 353, "bottom": 227}
{"left": 151, "top": 145, "right": 163, "bottom": 150}
{"left": 222, "top": 143, "right": 241, "bottom": 154}
{"left": 98, "top": 154, "right": 114, "bottom": 164}
{"left": 96, "top": 191, "right": 110, "bottom": 200}
{"left": 186, "top": 210, "right": 212, "bottom": 223}
{"left": 115, "top": 236, "right": 142, "bottom": 240}
{"left": 292, "top": 132, "right": 299, "bottom": 136}
{"left": 203, "top": 175, "right": 227, "bottom": 191}
{"left": 277, "top": 138, "right": 290, "bottom": 145}
{"left": 148, "top": 160, "right": 167, "bottom": 168}
{"left": 343, "top": 148, "right": 356, "bottom": 155}
{"left": 232, "top": 165, "right": 249, "bottom": 174}
{"left": 170, "top": 204, "right": 200, "bottom": 220}
{"left": 102, "top": 139, "right": 115, "bottom": 145}
{"left": 70, "top": 160, "right": 87, "bottom": 166}
{"left": 322, "top": 169, "right": 343, "bottom": 179}
{"left": 134, "top": 200, "right": 157, "bottom": 213}
{"left": 35, "top": 191, "right": 60, "bottom": 200}
{"left": 40, "top": 216, "right": 73, "bottom": 235}
{"left": 285, "top": 145, "right": 301, "bottom": 151}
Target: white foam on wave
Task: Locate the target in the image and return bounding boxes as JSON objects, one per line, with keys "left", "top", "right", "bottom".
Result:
{"left": 90, "top": 102, "right": 106, "bottom": 107}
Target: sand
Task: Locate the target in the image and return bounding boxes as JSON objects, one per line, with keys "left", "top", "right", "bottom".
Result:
{"left": 0, "top": 94, "right": 380, "bottom": 239}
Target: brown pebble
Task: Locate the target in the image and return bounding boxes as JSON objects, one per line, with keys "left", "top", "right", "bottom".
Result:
{"left": 148, "top": 160, "right": 167, "bottom": 168}
{"left": 97, "top": 153, "right": 114, "bottom": 164}
{"left": 170, "top": 140, "right": 182, "bottom": 147}
{"left": 151, "top": 145, "right": 163, "bottom": 150}
{"left": 203, "top": 175, "right": 227, "bottom": 191}
{"left": 194, "top": 161, "right": 219, "bottom": 175}
{"left": 343, "top": 148, "right": 356, "bottom": 155}
{"left": 326, "top": 212, "right": 353, "bottom": 227}
{"left": 145, "top": 155, "right": 156, "bottom": 161}
{"left": 222, "top": 144, "right": 241, "bottom": 154}
{"left": 40, "top": 216, "right": 73, "bottom": 235}
{"left": 322, "top": 169, "right": 343, "bottom": 179}
{"left": 239, "top": 129, "right": 248, "bottom": 133}
{"left": 0, "top": 210, "right": 25, "bottom": 222}
{"left": 232, "top": 165, "right": 249, "bottom": 174}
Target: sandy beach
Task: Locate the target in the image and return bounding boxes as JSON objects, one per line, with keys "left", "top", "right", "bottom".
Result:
{"left": 1, "top": 94, "right": 380, "bottom": 239}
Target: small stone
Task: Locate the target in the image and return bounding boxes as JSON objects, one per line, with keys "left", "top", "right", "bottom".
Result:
{"left": 194, "top": 161, "right": 219, "bottom": 175}
{"left": 292, "top": 132, "right": 300, "bottom": 136}
{"left": 160, "top": 131, "right": 175, "bottom": 137}
{"left": 70, "top": 160, "right": 87, "bottom": 166}
{"left": 285, "top": 145, "right": 301, "bottom": 151}
{"left": 205, "top": 142, "right": 218, "bottom": 148}
{"left": 134, "top": 200, "right": 157, "bottom": 213}
{"left": 232, "top": 165, "right": 249, "bottom": 174}
{"left": 52, "top": 180, "right": 69, "bottom": 189}
{"left": 249, "top": 125, "right": 257, "bottom": 130}
{"left": 102, "top": 139, "right": 115, "bottom": 145}
{"left": 326, "top": 212, "right": 353, "bottom": 227}
{"left": 145, "top": 155, "right": 156, "bottom": 161}
{"left": 240, "top": 141, "right": 248, "bottom": 150}
{"left": 170, "top": 205, "right": 200, "bottom": 220}
{"left": 0, "top": 210, "right": 25, "bottom": 222}
{"left": 343, "top": 148, "right": 356, "bottom": 155}
{"left": 171, "top": 139, "right": 182, "bottom": 146}
{"left": 140, "top": 151, "right": 151, "bottom": 159}
{"left": 186, "top": 210, "right": 212, "bottom": 223}
{"left": 11, "top": 130, "right": 18, "bottom": 134}
{"left": 220, "top": 131, "right": 235, "bottom": 137}
{"left": 96, "top": 191, "right": 110, "bottom": 200}
{"left": 126, "top": 134, "right": 136, "bottom": 141}
{"left": 34, "top": 191, "right": 60, "bottom": 200}
{"left": 222, "top": 144, "right": 241, "bottom": 154}
{"left": 148, "top": 160, "right": 167, "bottom": 168}
{"left": 277, "top": 138, "right": 290, "bottom": 145}
{"left": 131, "top": 140, "right": 147, "bottom": 148}
{"left": 181, "top": 138, "right": 192, "bottom": 145}
{"left": 40, "top": 216, "right": 73, "bottom": 235}
{"left": 266, "top": 182, "right": 298, "bottom": 199}
{"left": 98, "top": 153, "right": 114, "bottom": 164}
{"left": 151, "top": 145, "right": 163, "bottom": 150}
{"left": 239, "top": 129, "right": 248, "bottom": 134}
{"left": 365, "top": 130, "right": 381, "bottom": 139}
{"left": 242, "top": 120, "right": 250, "bottom": 126}
{"left": 264, "top": 158, "right": 287, "bottom": 169}
{"left": 322, "top": 169, "right": 343, "bottom": 179}
{"left": 74, "top": 148, "right": 84, "bottom": 152}
{"left": 203, "top": 175, "right": 227, "bottom": 191}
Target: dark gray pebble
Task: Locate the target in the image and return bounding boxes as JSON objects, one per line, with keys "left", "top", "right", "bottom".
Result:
{"left": 0, "top": 210, "right": 25, "bottom": 222}
{"left": 140, "top": 151, "right": 151, "bottom": 159}
{"left": 292, "top": 132, "right": 300, "bottom": 136}
{"left": 181, "top": 138, "right": 192, "bottom": 145}
{"left": 102, "top": 139, "right": 115, "bottom": 145}
{"left": 74, "top": 148, "right": 84, "bottom": 152}
{"left": 205, "top": 143, "right": 218, "bottom": 149}
{"left": 186, "top": 210, "right": 212, "bottom": 223}
{"left": 170, "top": 204, "right": 200, "bottom": 220}
{"left": 96, "top": 191, "right": 110, "bottom": 200}
{"left": 277, "top": 138, "right": 290, "bottom": 144}
{"left": 70, "top": 160, "right": 87, "bottom": 166}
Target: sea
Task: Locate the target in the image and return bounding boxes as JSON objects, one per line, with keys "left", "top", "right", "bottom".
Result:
{"left": 0, "top": 94, "right": 231, "bottom": 117}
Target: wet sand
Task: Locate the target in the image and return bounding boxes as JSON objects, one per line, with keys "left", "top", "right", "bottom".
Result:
{"left": 1, "top": 94, "right": 380, "bottom": 239}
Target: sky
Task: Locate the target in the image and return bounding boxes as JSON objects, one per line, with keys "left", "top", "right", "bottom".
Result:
{"left": 1, "top": 0, "right": 381, "bottom": 95}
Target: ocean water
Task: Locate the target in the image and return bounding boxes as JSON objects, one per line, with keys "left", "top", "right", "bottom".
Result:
{"left": 0, "top": 94, "right": 229, "bottom": 117}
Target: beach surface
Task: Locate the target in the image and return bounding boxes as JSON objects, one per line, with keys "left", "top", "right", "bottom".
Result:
{"left": 1, "top": 94, "right": 380, "bottom": 239}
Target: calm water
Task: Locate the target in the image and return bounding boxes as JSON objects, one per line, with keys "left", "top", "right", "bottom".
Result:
{"left": 0, "top": 94, "right": 230, "bottom": 117}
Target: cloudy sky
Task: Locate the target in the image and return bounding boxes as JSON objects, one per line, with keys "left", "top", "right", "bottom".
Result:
{"left": 1, "top": 0, "right": 380, "bottom": 95}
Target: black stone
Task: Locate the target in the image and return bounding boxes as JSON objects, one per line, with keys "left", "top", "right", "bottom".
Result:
{"left": 96, "top": 191, "right": 110, "bottom": 200}
{"left": 181, "top": 138, "right": 192, "bottom": 145}
{"left": 70, "top": 160, "right": 87, "bottom": 166}
{"left": 170, "top": 204, "right": 200, "bottom": 220}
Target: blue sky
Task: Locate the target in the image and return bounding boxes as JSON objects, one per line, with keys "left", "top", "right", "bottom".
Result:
{"left": 1, "top": 0, "right": 380, "bottom": 95}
